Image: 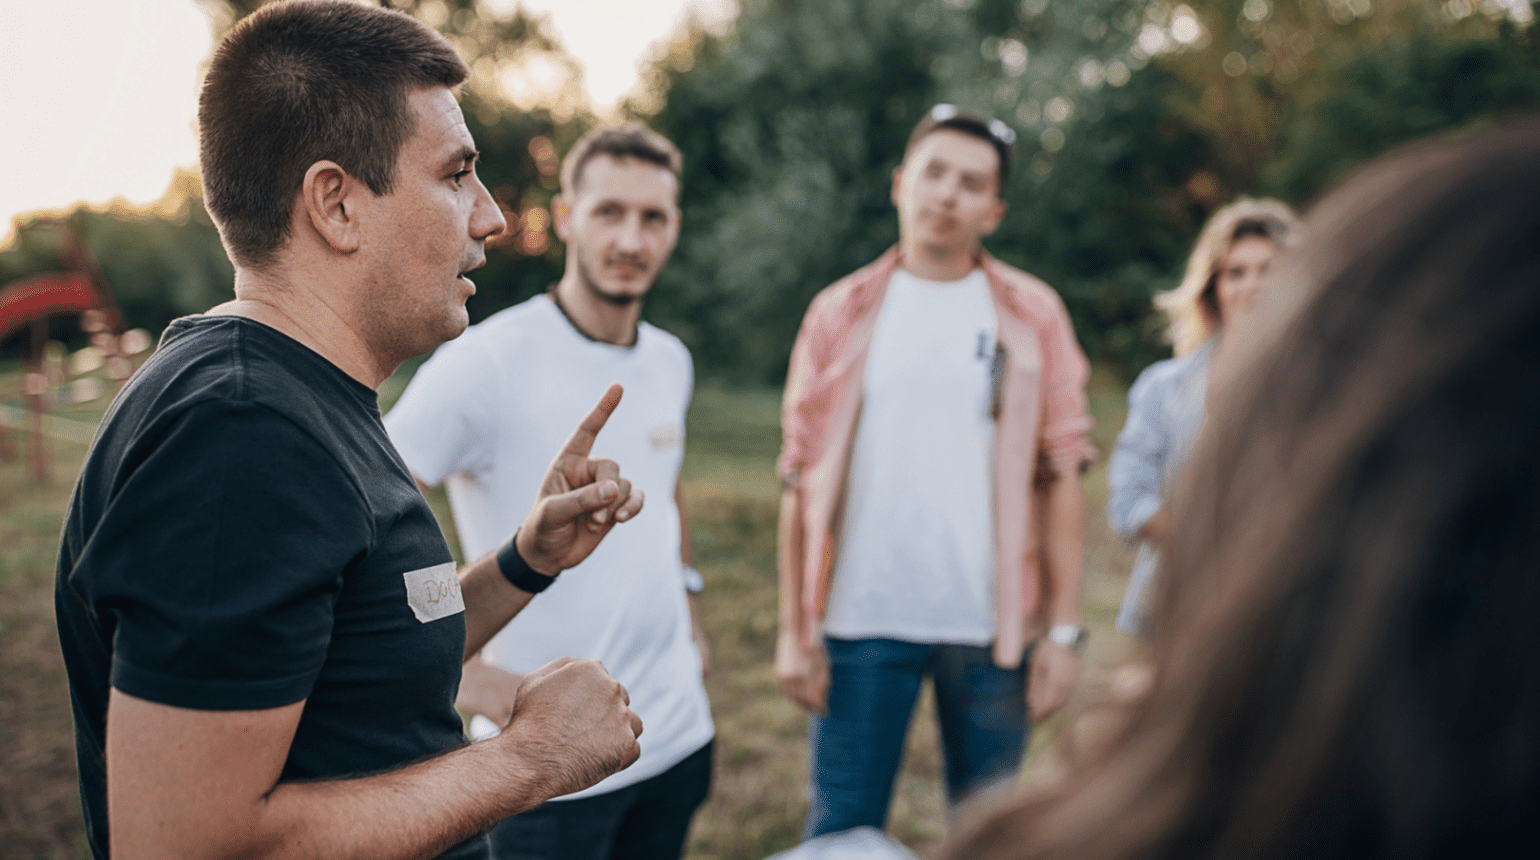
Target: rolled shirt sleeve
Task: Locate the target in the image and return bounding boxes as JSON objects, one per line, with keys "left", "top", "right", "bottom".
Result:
{"left": 777, "top": 295, "right": 831, "bottom": 490}
{"left": 1107, "top": 364, "right": 1172, "bottom": 540}
{"left": 1037, "top": 295, "right": 1098, "bottom": 476}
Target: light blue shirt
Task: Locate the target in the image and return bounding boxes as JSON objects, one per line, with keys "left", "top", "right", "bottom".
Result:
{"left": 1107, "top": 339, "right": 1214, "bottom": 634}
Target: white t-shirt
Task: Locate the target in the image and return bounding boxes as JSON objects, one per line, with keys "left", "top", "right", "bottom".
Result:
{"left": 385, "top": 294, "right": 713, "bottom": 799}
{"left": 823, "top": 267, "right": 998, "bottom": 645}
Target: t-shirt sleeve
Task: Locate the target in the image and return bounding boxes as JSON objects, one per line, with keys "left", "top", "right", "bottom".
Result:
{"left": 384, "top": 339, "right": 500, "bottom": 487}
{"left": 83, "top": 401, "right": 371, "bottom": 711}
{"left": 777, "top": 294, "right": 829, "bottom": 487}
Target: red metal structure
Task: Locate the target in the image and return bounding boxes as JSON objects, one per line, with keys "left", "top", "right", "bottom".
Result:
{"left": 0, "top": 220, "right": 127, "bottom": 482}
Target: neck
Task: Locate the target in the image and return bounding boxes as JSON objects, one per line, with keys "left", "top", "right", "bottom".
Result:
{"left": 898, "top": 235, "right": 980, "bottom": 281}
{"left": 214, "top": 266, "right": 395, "bottom": 389}
{"left": 552, "top": 273, "right": 643, "bottom": 346}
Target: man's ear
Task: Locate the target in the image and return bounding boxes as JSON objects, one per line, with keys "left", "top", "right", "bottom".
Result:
{"left": 300, "top": 160, "right": 362, "bottom": 254}
{"left": 551, "top": 193, "right": 573, "bottom": 243}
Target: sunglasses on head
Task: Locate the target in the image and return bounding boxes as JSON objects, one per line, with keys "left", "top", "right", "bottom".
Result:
{"left": 929, "top": 103, "right": 1017, "bottom": 146}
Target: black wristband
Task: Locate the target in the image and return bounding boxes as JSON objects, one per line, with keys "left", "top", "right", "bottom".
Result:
{"left": 496, "top": 533, "right": 557, "bottom": 594}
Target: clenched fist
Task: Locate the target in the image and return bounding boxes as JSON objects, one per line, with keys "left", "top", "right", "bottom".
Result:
{"left": 492, "top": 657, "right": 643, "bottom": 804}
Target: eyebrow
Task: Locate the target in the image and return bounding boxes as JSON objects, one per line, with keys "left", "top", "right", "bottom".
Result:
{"left": 441, "top": 146, "right": 479, "bottom": 172}
{"left": 591, "top": 197, "right": 673, "bottom": 213}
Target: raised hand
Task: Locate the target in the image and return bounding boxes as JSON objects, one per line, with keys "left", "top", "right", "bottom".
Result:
{"left": 515, "top": 384, "right": 646, "bottom": 575}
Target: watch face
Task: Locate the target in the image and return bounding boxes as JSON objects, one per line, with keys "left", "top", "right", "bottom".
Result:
{"left": 1049, "top": 625, "right": 1087, "bottom": 650}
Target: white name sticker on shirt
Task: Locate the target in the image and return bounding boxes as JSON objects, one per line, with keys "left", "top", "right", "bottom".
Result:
{"left": 403, "top": 562, "right": 465, "bottom": 623}
{"left": 648, "top": 423, "right": 684, "bottom": 451}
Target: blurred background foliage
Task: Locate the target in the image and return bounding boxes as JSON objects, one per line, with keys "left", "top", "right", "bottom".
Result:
{"left": 4, "top": 0, "right": 1537, "bottom": 382}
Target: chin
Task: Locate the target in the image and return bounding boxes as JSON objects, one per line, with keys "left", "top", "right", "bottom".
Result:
{"left": 593, "top": 283, "right": 649, "bottom": 306}
{"left": 441, "top": 308, "right": 471, "bottom": 341}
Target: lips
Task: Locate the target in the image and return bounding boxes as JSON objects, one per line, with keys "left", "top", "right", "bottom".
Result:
{"left": 457, "top": 254, "right": 487, "bottom": 289}
{"left": 922, "top": 210, "right": 958, "bottom": 231}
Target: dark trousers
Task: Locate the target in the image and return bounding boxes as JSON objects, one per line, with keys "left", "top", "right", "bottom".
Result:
{"left": 488, "top": 740, "right": 713, "bottom": 860}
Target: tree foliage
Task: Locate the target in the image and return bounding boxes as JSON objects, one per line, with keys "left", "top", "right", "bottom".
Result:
{"left": 6, "top": 0, "right": 1538, "bottom": 379}
{"left": 2, "top": 0, "right": 585, "bottom": 353}
{"left": 640, "top": 0, "right": 1540, "bottom": 383}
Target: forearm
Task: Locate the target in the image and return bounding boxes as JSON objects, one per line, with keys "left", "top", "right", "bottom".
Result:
{"left": 457, "top": 655, "right": 524, "bottom": 726}
{"left": 109, "top": 693, "right": 544, "bottom": 860}
{"left": 676, "top": 482, "right": 696, "bottom": 568}
{"left": 776, "top": 489, "right": 808, "bottom": 638}
{"left": 249, "top": 737, "right": 543, "bottom": 860}
{"left": 459, "top": 549, "right": 537, "bottom": 660}
{"left": 1039, "top": 474, "right": 1087, "bottom": 626}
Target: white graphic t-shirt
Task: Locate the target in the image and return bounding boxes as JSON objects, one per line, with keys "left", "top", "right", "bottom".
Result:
{"left": 385, "top": 294, "right": 713, "bottom": 799}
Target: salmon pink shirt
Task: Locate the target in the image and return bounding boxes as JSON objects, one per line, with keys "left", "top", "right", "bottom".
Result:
{"left": 778, "top": 247, "right": 1096, "bottom": 668}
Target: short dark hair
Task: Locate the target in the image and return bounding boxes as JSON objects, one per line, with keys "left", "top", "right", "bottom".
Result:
{"left": 560, "top": 122, "right": 682, "bottom": 196}
{"left": 905, "top": 106, "right": 1013, "bottom": 191}
{"left": 199, "top": 0, "right": 468, "bottom": 268}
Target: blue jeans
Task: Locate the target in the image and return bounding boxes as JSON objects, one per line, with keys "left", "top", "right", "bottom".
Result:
{"left": 803, "top": 637, "right": 1029, "bottom": 839}
{"left": 488, "top": 740, "right": 713, "bottom": 860}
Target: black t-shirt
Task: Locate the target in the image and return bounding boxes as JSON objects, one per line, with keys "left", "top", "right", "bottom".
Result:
{"left": 55, "top": 316, "right": 488, "bottom": 860}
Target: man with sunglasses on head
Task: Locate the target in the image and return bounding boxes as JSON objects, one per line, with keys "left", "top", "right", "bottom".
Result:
{"left": 775, "top": 105, "right": 1096, "bottom": 839}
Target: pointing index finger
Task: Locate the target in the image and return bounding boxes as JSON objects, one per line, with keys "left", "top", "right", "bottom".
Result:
{"left": 560, "top": 383, "right": 623, "bottom": 459}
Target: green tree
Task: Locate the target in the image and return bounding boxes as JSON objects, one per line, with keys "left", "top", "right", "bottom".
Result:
{"left": 638, "top": 0, "right": 1539, "bottom": 383}
{"left": 2, "top": 0, "right": 593, "bottom": 349}
{"left": 639, "top": 0, "right": 1144, "bottom": 384}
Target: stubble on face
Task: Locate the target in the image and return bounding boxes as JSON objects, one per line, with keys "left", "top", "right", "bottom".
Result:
{"left": 561, "top": 156, "right": 680, "bottom": 308}
{"left": 360, "top": 87, "right": 499, "bottom": 367}
{"left": 575, "top": 251, "right": 646, "bottom": 307}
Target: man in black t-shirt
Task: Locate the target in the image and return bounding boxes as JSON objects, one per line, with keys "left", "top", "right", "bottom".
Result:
{"left": 53, "top": 4, "right": 647, "bottom": 859}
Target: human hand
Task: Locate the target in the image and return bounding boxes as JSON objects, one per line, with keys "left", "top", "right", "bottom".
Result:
{"left": 774, "top": 632, "right": 829, "bottom": 715}
{"left": 1027, "top": 640, "right": 1079, "bottom": 723}
{"left": 496, "top": 657, "right": 643, "bottom": 801}
{"left": 516, "top": 384, "right": 646, "bottom": 575}
{"left": 457, "top": 658, "right": 525, "bottom": 728}
{"left": 687, "top": 593, "right": 711, "bottom": 679}
{"left": 1138, "top": 506, "right": 1172, "bottom": 548}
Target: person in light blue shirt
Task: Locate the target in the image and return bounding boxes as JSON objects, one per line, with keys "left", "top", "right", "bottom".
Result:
{"left": 1109, "top": 197, "right": 1300, "bottom": 635}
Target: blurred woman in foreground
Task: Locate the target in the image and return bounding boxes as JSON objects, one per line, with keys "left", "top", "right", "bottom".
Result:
{"left": 943, "top": 117, "right": 1540, "bottom": 860}
{"left": 1108, "top": 197, "right": 1300, "bottom": 635}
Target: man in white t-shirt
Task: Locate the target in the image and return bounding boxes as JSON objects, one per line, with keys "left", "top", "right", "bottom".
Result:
{"left": 776, "top": 106, "right": 1097, "bottom": 839}
{"left": 386, "top": 123, "right": 712, "bottom": 860}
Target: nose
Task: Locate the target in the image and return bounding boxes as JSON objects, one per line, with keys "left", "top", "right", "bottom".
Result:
{"left": 936, "top": 175, "right": 962, "bottom": 208}
{"left": 615, "top": 213, "right": 645, "bottom": 253}
{"left": 470, "top": 174, "right": 507, "bottom": 242}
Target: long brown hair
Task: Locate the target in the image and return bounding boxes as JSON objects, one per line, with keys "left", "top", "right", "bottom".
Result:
{"left": 943, "top": 116, "right": 1540, "bottom": 860}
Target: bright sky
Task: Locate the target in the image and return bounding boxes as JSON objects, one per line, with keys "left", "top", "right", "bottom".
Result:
{"left": 0, "top": 0, "right": 735, "bottom": 244}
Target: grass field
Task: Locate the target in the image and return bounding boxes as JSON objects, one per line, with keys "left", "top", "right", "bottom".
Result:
{"left": 0, "top": 360, "right": 1136, "bottom": 860}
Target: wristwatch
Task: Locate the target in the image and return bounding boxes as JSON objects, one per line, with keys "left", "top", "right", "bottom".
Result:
{"left": 1046, "top": 624, "right": 1089, "bottom": 652}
